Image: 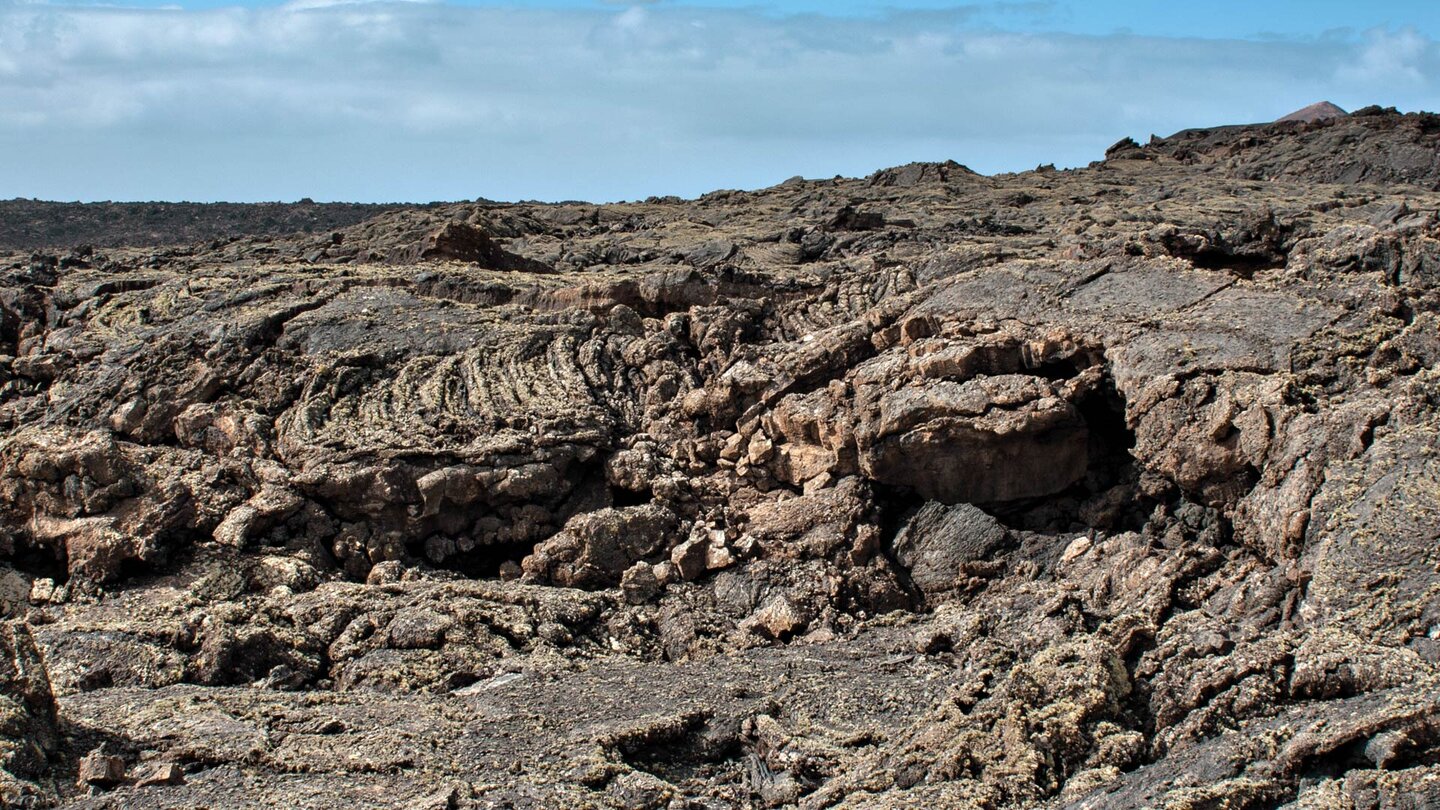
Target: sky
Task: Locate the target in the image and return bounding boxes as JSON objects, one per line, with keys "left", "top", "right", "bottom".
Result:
{"left": 1, "top": 1, "right": 1438, "bottom": 203}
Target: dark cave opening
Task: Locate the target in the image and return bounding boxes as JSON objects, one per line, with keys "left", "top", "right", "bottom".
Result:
{"left": 5, "top": 535, "right": 69, "bottom": 585}
{"left": 1188, "top": 249, "right": 1287, "bottom": 278}
{"left": 990, "top": 364, "right": 1150, "bottom": 533}
{"left": 1026, "top": 356, "right": 1090, "bottom": 382}
{"left": 424, "top": 538, "right": 537, "bottom": 580}
{"left": 608, "top": 484, "right": 652, "bottom": 509}
{"left": 113, "top": 557, "right": 162, "bottom": 586}
{"left": 1074, "top": 368, "right": 1140, "bottom": 498}
{"left": 871, "top": 366, "right": 1148, "bottom": 571}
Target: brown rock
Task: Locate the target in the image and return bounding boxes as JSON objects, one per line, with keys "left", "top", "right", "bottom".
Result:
{"left": 742, "top": 597, "right": 808, "bottom": 640}
{"left": 522, "top": 506, "right": 679, "bottom": 588}
{"left": 3, "top": 106, "right": 1440, "bottom": 810}
{"left": 134, "top": 761, "right": 185, "bottom": 787}
{"left": 858, "top": 376, "right": 1089, "bottom": 503}
{"left": 670, "top": 538, "right": 709, "bottom": 582}
{"left": 620, "top": 562, "right": 661, "bottom": 605}
{"left": 77, "top": 750, "right": 125, "bottom": 788}
{"left": 892, "top": 503, "right": 1008, "bottom": 596}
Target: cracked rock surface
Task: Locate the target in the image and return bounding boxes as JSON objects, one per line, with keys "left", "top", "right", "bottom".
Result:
{"left": 3, "top": 108, "right": 1440, "bottom": 808}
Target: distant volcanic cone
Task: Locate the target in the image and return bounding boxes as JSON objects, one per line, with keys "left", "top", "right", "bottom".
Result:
{"left": 1275, "top": 101, "right": 1348, "bottom": 123}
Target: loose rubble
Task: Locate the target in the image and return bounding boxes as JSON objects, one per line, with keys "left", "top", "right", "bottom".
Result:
{"left": 2, "top": 106, "right": 1440, "bottom": 808}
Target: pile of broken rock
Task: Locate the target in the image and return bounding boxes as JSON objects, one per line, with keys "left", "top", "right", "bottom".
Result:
{"left": 1, "top": 105, "right": 1440, "bottom": 808}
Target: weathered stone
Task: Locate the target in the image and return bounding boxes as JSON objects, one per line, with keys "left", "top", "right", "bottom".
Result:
{"left": 620, "top": 562, "right": 661, "bottom": 605}
{"left": 522, "top": 505, "right": 680, "bottom": 588}
{"left": 133, "top": 761, "right": 185, "bottom": 787}
{"left": 858, "top": 377, "right": 1089, "bottom": 503}
{"left": 670, "top": 538, "right": 709, "bottom": 582}
{"left": 77, "top": 750, "right": 125, "bottom": 787}
{"left": 742, "top": 596, "right": 808, "bottom": 640}
{"left": 892, "top": 503, "right": 1009, "bottom": 595}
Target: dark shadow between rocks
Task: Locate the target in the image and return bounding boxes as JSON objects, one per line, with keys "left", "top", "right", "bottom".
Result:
{"left": 439, "top": 539, "right": 537, "bottom": 580}
{"left": 4, "top": 535, "right": 69, "bottom": 586}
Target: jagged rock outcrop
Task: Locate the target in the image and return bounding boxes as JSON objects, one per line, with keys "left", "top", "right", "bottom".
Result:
{"left": 0, "top": 622, "right": 59, "bottom": 806}
{"left": 1118, "top": 105, "right": 1440, "bottom": 188}
{"left": 2, "top": 106, "right": 1440, "bottom": 808}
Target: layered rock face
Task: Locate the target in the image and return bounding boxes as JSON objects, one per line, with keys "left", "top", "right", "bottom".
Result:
{"left": 0, "top": 623, "right": 60, "bottom": 806}
{"left": 2, "top": 108, "right": 1440, "bottom": 808}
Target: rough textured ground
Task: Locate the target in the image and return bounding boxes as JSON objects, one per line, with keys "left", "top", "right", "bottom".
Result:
{"left": 2, "top": 108, "right": 1440, "bottom": 809}
{"left": 0, "top": 200, "right": 414, "bottom": 252}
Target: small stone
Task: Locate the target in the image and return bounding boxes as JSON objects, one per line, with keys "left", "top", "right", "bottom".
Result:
{"left": 743, "top": 597, "right": 808, "bottom": 641}
{"left": 746, "top": 432, "right": 775, "bottom": 465}
{"left": 77, "top": 751, "right": 126, "bottom": 788}
{"left": 671, "top": 539, "right": 708, "bottom": 581}
{"left": 705, "top": 544, "right": 736, "bottom": 572}
{"left": 252, "top": 555, "right": 319, "bottom": 592}
{"left": 802, "top": 471, "right": 834, "bottom": 495}
{"left": 28, "top": 578, "right": 56, "bottom": 604}
{"left": 108, "top": 399, "right": 148, "bottom": 435}
{"left": 801, "top": 626, "right": 836, "bottom": 644}
{"left": 731, "top": 533, "right": 759, "bottom": 559}
{"left": 620, "top": 562, "right": 661, "bottom": 605}
{"left": 366, "top": 560, "right": 405, "bottom": 585}
{"left": 719, "top": 432, "right": 745, "bottom": 462}
{"left": 497, "top": 560, "right": 523, "bottom": 582}
{"left": 134, "top": 761, "right": 185, "bottom": 787}
{"left": 680, "top": 388, "right": 711, "bottom": 418}
{"left": 1061, "top": 535, "right": 1094, "bottom": 564}
{"left": 899, "top": 314, "right": 936, "bottom": 344}
{"left": 606, "top": 770, "right": 673, "bottom": 809}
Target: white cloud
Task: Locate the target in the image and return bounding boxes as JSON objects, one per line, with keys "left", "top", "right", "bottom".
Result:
{"left": 0, "top": 4, "right": 1436, "bottom": 202}
{"left": 1337, "top": 27, "right": 1432, "bottom": 85}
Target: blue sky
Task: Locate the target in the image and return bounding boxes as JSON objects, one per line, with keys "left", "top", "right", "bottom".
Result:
{"left": 2, "top": 1, "right": 1438, "bottom": 202}
{"left": 68, "top": 0, "right": 1440, "bottom": 39}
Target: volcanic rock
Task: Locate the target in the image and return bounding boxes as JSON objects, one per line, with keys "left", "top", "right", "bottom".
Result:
{"left": 892, "top": 502, "right": 1008, "bottom": 596}
{"left": 2, "top": 105, "right": 1440, "bottom": 809}
{"left": 0, "top": 623, "right": 59, "bottom": 805}
{"left": 1119, "top": 105, "right": 1440, "bottom": 187}
{"left": 75, "top": 751, "right": 124, "bottom": 788}
{"left": 1276, "top": 100, "right": 1348, "bottom": 123}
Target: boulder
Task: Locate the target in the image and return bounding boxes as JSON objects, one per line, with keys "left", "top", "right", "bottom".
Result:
{"left": 892, "top": 503, "right": 1008, "bottom": 595}
{"left": 522, "top": 506, "right": 680, "bottom": 588}
{"left": 384, "top": 221, "right": 555, "bottom": 272}
{"left": 858, "top": 377, "right": 1089, "bottom": 504}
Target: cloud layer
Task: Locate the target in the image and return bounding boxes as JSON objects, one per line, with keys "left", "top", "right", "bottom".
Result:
{"left": 1, "top": 2, "right": 1437, "bottom": 202}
